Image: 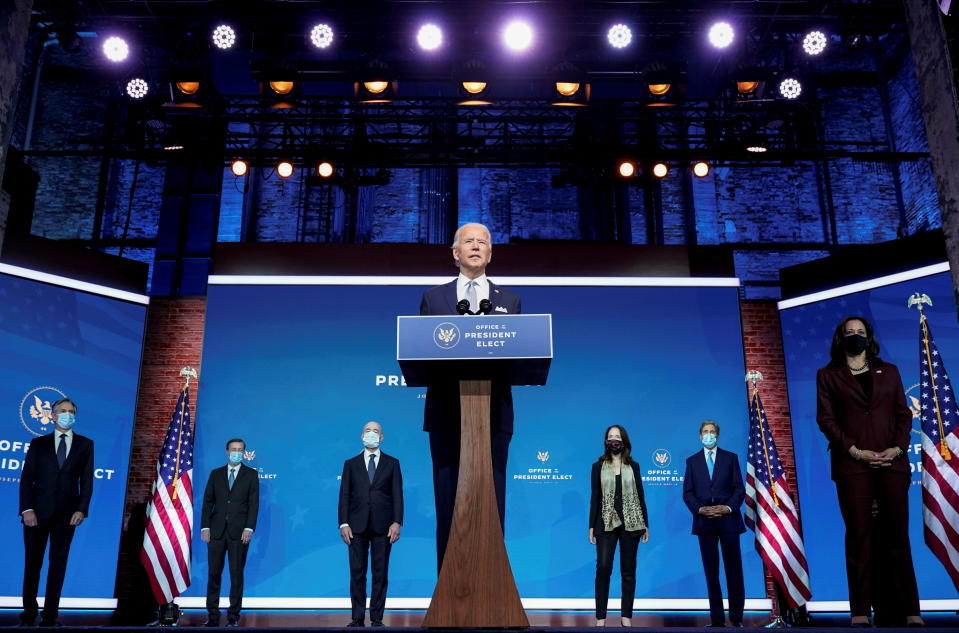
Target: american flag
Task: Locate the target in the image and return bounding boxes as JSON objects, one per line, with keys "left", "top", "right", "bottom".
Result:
{"left": 917, "top": 314, "right": 959, "bottom": 591}
{"left": 744, "top": 386, "right": 813, "bottom": 608}
{"left": 140, "top": 386, "right": 195, "bottom": 604}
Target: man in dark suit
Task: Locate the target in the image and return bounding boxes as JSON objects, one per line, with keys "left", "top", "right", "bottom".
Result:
{"left": 419, "top": 222, "right": 521, "bottom": 570}
{"left": 682, "top": 420, "right": 746, "bottom": 628}
{"left": 201, "top": 438, "right": 259, "bottom": 627}
{"left": 18, "top": 397, "right": 94, "bottom": 627}
{"left": 338, "top": 421, "right": 403, "bottom": 627}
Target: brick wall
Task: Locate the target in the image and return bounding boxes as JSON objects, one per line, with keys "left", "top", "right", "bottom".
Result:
{"left": 740, "top": 300, "right": 800, "bottom": 616}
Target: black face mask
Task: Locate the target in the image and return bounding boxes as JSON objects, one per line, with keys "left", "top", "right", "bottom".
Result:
{"left": 606, "top": 440, "right": 624, "bottom": 454}
{"left": 842, "top": 334, "right": 868, "bottom": 355}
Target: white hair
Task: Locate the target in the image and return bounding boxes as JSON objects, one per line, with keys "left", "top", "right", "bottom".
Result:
{"left": 451, "top": 223, "right": 492, "bottom": 249}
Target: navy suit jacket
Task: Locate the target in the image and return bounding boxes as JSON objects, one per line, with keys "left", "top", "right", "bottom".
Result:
{"left": 682, "top": 447, "right": 746, "bottom": 536}
{"left": 419, "top": 279, "right": 522, "bottom": 433}
{"left": 19, "top": 432, "right": 94, "bottom": 521}
{"left": 338, "top": 452, "right": 403, "bottom": 534}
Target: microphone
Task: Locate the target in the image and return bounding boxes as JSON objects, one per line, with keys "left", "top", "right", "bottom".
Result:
{"left": 456, "top": 299, "right": 471, "bottom": 315}
{"left": 478, "top": 299, "right": 492, "bottom": 315}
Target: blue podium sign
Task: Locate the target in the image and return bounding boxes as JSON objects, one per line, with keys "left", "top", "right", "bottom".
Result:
{"left": 397, "top": 314, "right": 553, "bottom": 387}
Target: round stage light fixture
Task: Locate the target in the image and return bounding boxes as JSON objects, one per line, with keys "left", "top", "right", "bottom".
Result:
{"left": 363, "top": 81, "right": 389, "bottom": 94}
{"left": 462, "top": 81, "right": 488, "bottom": 94}
{"left": 125, "top": 78, "right": 149, "bottom": 99}
{"left": 231, "top": 160, "right": 248, "bottom": 177}
{"left": 310, "top": 23, "right": 334, "bottom": 49}
{"left": 316, "top": 162, "right": 334, "bottom": 178}
{"left": 737, "top": 81, "right": 759, "bottom": 95}
{"left": 503, "top": 20, "right": 534, "bottom": 52}
{"left": 652, "top": 162, "right": 669, "bottom": 178}
{"left": 269, "top": 81, "right": 295, "bottom": 95}
{"left": 276, "top": 161, "right": 294, "bottom": 178}
{"left": 175, "top": 81, "right": 200, "bottom": 95}
{"left": 555, "top": 82, "right": 580, "bottom": 97}
{"left": 803, "top": 30, "right": 827, "bottom": 56}
{"left": 708, "top": 22, "right": 734, "bottom": 49}
{"left": 102, "top": 36, "right": 129, "bottom": 62}
{"left": 607, "top": 24, "right": 632, "bottom": 49}
{"left": 779, "top": 77, "right": 802, "bottom": 99}
{"left": 618, "top": 161, "right": 636, "bottom": 178}
{"left": 746, "top": 145, "right": 768, "bottom": 153}
{"left": 212, "top": 25, "right": 236, "bottom": 50}
{"left": 648, "top": 83, "right": 671, "bottom": 96}
{"left": 417, "top": 24, "right": 443, "bottom": 51}
{"left": 692, "top": 161, "right": 710, "bottom": 178}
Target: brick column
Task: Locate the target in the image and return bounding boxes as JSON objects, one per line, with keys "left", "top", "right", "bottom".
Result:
{"left": 740, "top": 300, "right": 800, "bottom": 618}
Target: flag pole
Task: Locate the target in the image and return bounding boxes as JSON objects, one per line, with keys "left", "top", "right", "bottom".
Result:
{"left": 909, "top": 293, "right": 952, "bottom": 460}
{"left": 171, "top": 367, "right": 197, "bottom": 500}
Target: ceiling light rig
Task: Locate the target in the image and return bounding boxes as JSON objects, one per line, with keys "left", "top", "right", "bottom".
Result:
{"left": 211, "top": 24, "right": 236, "bottom": 50}
{"left": 310, "top": 23, "right": 334, "bottom": 49}
{"left": 802, "top": 30, "right": 827, "bottom": 56}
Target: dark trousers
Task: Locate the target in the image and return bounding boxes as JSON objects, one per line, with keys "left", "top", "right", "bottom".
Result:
{"left": 429, "top": 425, "right": 510, "bottom": 571}
{"left": 21, "top": 519, "right": 76, "bottom": 622}
{"left": 698, "top": 532, "right": 745, "bottom": 626}
{"left": 835, "top": 470, "right": 920, "bottom": 618}
{"left": 206, "top": 534, "right": 249, "bottom": 618}
{"left": 594, "top": 526, "right": 640, "bottom": 619}
{"left": 348, "top": 528, "right": 393, "bottom": 623}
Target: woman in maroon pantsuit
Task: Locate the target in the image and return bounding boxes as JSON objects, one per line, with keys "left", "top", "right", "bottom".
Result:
{"left": 816, "top": 316, "right": 923, "bottom": 628}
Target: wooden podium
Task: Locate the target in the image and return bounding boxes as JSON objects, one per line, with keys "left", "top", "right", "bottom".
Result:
{"left": 397, "top": 314, "right": 552, "bottom": 628}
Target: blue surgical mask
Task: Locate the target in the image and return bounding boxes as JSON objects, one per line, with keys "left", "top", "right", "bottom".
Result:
{"left": 362, "top": 431, "right": 381, "bottom": 449}
{"left": 701, "top": 433, "right": 717, "bottom": 449}
{"left": 56, "top": 412, "right": 76, "bottom": 430}
{"left": 228, "top": 451, "right": 243, "bottom": 465}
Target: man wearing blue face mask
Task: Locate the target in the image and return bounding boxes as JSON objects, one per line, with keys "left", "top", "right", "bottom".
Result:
{"left": 338, "top": 421, "right": 403, "bottom": 627}
{"left": 18, "top": 397, "right": 94, "bottom": 627}
{"left": 682, "top": 420, "right": 746, "bottom": 628}
{"left": 201, "top": 438, "right": 259, "bottom": 627}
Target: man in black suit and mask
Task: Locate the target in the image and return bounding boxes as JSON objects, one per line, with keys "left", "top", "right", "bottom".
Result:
{"left": 338, "top": 421, "right": 403, "bottom": 627}
{"left": 201, "top": 438, "right": 259, "bottom": 627}
{"left": 18, "top": 397, "right": 94, "bottom": 627}
{"left": 419, "top": 222, "right": 521, "bottom": 570}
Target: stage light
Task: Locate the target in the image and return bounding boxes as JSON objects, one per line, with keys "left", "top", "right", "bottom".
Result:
{"left": 737, "top": 81, "right": 759, "bottom": 95}
{"left": 211, "top": 25, "right": 236, "bottom": 50}
{"left": 652, "top": 162, "right": 669, "bottom": 178}
{"left": 462, "top": 81, "right": 487, "bottom": 94}
{"left": 102, "top": 36, "right": 129, "bottom": 62}
{"left": 503, "top": 20, "right": 533, "bottom": 52}
{"left": 607, "top": 24, "right": 632, "bottom": 49}
{"left": 648, "top": 83, "right": 671, "bottom": 96}
{"left": 802, "top": 30, "right": 827, "bottom": 56}
{"left": 708, "top": 22, "right": 734, "bottom": 49}
{"left": 316, "top": 161, "right": 334, "bottom": 178}
{"left": 269, "top": 81, "right": 295, "bottom": 95}
{"left": 746, "top": 145, "right": 768, "bottom": 153}
{"left": 618, "top": 161, "right": 636, "bottom": 178}
{"left": 779, "top": 77, "right": 802, "bottom": 99}
{"left": 363, "top": 81, "right": 389, "bottom": 94}
{"left": 125, "top": 78, "right": 149, "bottom": 99}
{"left": 231, "top": 160, "right": 248, "bottom": 176}
{"left": 692, "top": 161, "right": 710, "bottom": 178}
{"left": 175, "top": 81, "right": 200, "bottom": 95}
{"left": 417, "top": 24, "right": 443, "bottom": 51}
{"left": 555, "top": 82, "right": 580, "bottom": 97}
{"left": 276, "top": 161, "right": 294, "bottom": 178}
{"left": 310, "top": 23, "right": 334, "bottom": 49}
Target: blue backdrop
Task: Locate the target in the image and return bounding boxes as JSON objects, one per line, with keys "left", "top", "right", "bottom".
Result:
{"left": 781, "top": 268, "right": 958, "bottom": 601}
{"left": 189, "top": 280, "right": 766, "bottom": 601}
{"left": 0, "top": 271, "right": 146, "bottom": 600}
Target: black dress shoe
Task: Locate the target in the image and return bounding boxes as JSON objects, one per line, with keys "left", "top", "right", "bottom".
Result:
{"left": 37, "top": 619, "right": 61, "bottom": 628}
{"left": 226, "top": 618, "right": 239, "bottom": 627}
{"left": 850, "top": 623, "right": 872, "bottom": 628}
{"left": 347, "top": 620, "right": 365, "bottom": 627}
{"left": 371, "top": 621, "right": 384, "bottom": 627}
{"left": 204, "top": 617, "right": 220, "bottom": 627}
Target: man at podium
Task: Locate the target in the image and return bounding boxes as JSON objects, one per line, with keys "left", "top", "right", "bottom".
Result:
{"left": 419, "top": 222, "right": 521, "bottom": 569}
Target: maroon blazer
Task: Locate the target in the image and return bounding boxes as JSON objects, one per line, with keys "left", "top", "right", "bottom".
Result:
{"left": 815, "top": 360, "right": 912, "bottom": 480}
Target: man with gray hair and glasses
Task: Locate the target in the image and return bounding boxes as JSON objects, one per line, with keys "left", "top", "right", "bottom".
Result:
{"left": 18, "top": 397, "right": 94, "bottom": 627}
{"left": 419, "top": 222, "right": 522, "bottom": 570}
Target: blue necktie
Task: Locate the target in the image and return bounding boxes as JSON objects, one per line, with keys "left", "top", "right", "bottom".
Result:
{"left": 368, "top": 453, "right": 376, "bottom": 483}
{"left": 466, "top": 280, "right": 477, "bottom": 313}
{"left": 57, "top": 434, "right": 67, "bottom": 468}
{"left": 707, "top": 450, "right": 715, "bottom": 479}
{"left": 229, "top": 467, "right": 235, "bottom": 490}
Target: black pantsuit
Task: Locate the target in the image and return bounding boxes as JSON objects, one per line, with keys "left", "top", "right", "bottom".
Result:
{"left": 22, "top": 520, "right": 76, "bottom": 621}
{"left": 835, "top": 470, "right": 920, "bottom": 617}
{"left": 206, "top": 534, "right": 249, "bottom": 618}
{"left": 594, "top": 526, "right": 640, "bottom": 619}
{"left": 698, "top": 533, "right": 745, "bottom": 626}
{"left": 348, "top": 530, "right": 393, "bottom": 622}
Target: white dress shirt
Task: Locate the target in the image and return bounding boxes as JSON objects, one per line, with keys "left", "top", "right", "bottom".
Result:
{"left": 456, "top": 273, "right": 490, "bottom": 311}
